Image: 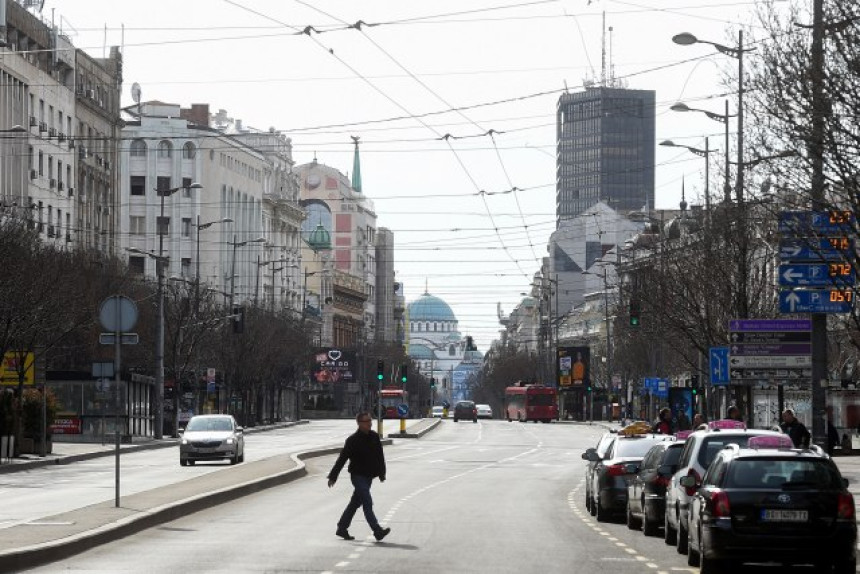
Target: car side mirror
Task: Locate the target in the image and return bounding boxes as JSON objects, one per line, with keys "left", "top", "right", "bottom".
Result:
{"left": 178, "top": 428, "right": 185, "bottom": 435}
{"left": 625, "top": 463, "right": 639, "bottom": 474}
{"left": 236, "top": 427, "right": 244, "bottom": 433}
{"left": 582, "top": 449, "right": 599, "bottom": 462}
{"left": 679, "top": 475, "right": 698, "bottom": 488}
{"left": 843, "top": 477, "right": 850, "bottom": 488}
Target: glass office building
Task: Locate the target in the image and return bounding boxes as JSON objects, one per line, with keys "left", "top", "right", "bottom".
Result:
{"left": 556, "top": 87, "right": 655, "bottom": 225}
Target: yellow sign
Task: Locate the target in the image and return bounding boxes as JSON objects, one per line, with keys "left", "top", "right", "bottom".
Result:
{"left": 1, "top": 352, "right": 35, "bottom": 385}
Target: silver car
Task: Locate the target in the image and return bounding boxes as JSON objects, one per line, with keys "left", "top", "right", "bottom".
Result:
{"left": 179, "top": 414, "right": 245, "bottom": 466}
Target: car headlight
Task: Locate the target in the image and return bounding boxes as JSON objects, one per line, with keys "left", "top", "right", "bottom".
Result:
{"left": 225, "top": 437, "right": 234, "bottom": 444}
{"left": 181, "top": 439, "right": 188, "bottom": 445}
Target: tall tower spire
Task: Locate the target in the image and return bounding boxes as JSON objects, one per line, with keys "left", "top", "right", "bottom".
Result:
{"left": 350, "top": 136, "right": 362, "bottom": 193}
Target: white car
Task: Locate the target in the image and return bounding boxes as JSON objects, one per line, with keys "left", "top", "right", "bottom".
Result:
{"left": 476, "top": 404, "right": 493, "bottom": 419}
{"left": 179, "top": 414, "right": 245, "bottom": 466}
{"left": 431, "top": 406, "right": 444, "bottom": 418}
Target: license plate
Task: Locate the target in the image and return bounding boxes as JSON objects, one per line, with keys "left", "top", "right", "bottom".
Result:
{"left": 761, "top": 509, "right": 808, "bottom": 522}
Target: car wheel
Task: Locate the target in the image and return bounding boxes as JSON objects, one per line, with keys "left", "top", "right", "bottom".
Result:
{"left": 230, "top": 452, "right": 239, "bottom": 465}
{"left": 626, "top": 503, "right": 640, "bottom": 530}
{"left": 507, "top": 415, "right": 511, "bottom": 422}
{"left": 589, "top": 493, "right": 597, "bottom": 516}
{"left": 595, "top": 497, "right": 608, "bottom": 522}
{"left": 238, "top": 452, "right": 244, "bottom": 463}
{"left": 699, "top": 549, "right": 726, "bottom": 574}
{"left": 834, "top": 558, "right": 856, "bottom": 574}
{"left": 454, "top": 418, "right": 459, "bottom": 422}
{"left": 676, "top": 518, "right": 688, "bottom": 554}
{"left": 584, "top": 491, "right": 592, "bottom": 512}
{"left": 642, "top": 512, "right": 658, "bottom": 537}
{"left": 188, "top": 460, "right": 195, "bottom": 466}
{"left": 663, "top": 511, "right": 677, "bottom": 545}
{"left": 180, "top": 458, "right": 187, "bottom": 467}
{"left": 686, "top": 526, "right": 700, "bottom": 566}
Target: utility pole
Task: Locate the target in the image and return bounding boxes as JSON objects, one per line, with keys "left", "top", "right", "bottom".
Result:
{"left": 809, "top": 0, "right": 827, "bottom": 449}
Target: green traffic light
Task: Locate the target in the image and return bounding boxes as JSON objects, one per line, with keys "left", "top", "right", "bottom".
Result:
{"left": 630, "top": 317, "right": 640, "bottom": 327}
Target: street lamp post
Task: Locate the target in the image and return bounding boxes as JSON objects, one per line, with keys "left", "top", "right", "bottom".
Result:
{"left": 228, "top": 234, "right": 266, "bottom": 311}
{"left": 670, "top": 102, "right": 735, "bottom": 204}
{"left": 660, "top": 138, "right": 713, "bottom": 214}
{"left": 195, "top": 216, "right": 233, "bottom": 313}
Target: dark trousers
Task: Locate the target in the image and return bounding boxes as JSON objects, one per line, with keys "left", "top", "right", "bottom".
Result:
{"left": 337, "top": 474, "right": 381, "bottom": 533}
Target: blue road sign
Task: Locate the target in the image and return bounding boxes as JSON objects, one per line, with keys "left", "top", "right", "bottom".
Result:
{"left": 778, "top": 263, "right": 855, "bottom": 287}
{"left": 779, "top": 210, "right": 855, "bottom": 235}
{"left": 779, "top": 289, "right": 854, "bottom": 314}
{"left": 397, "top": 403, "right": 409, "bottom": 417}
{"left": 710, "top": 347, "right": 730, "bottom": 386}
{"left": 779, "top": 238, "right": 853, "bottom": 262}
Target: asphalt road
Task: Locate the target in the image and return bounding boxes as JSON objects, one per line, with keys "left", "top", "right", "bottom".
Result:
{"left": 15, "top": 420, "right": 859, "bottom": 573}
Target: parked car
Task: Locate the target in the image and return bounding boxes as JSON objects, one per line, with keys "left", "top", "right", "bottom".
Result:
{"left": 179, "top": 414, "right": 245, "bottom": 466}
{"left": 664, "top": 421, "right": 784, "bottom": 554}
{"left": 431, "top": 406, "right": 444, "bottom": 418}
{"left": 626, "top": 440, "right": 686, "bottom": 535}
{"left": 583, "top": 431, "right": 617, "bottom": 514}
{"left": 453, "top": 400, "right": 477, "bottom": 423}
{"left": 685, "top": 438, "right": 856, "bottom": 573}
{"left": 476, "top": 404, "right": 493, "bottom": 419}
{"left": 586, "top": 432, "right": 676, "bottom": 521}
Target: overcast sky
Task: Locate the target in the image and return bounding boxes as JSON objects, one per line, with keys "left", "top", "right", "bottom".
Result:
{"left": 42, "top": 0, "right": 775, "bottom": 350}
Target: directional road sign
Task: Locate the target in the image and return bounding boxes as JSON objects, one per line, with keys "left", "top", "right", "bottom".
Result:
{"left": 729, "top": 355, "right": 811, "bottom": 368}
{"left": 729, "top": 319, "right": 811, "bottom": 332}
{"left": 729, "top": 331, "right": 812, "bottom": 343}
{"left": 710, "top": 347, "right": 730, "bottom": 386}
{"left": 729, "top": 319, "right": 812, "bottom": 383}
{"left": 397, "top": 403, "right": 409, "bottom": 417}
{"left": 730, "top": 368, "right": 811, "bottom": 381}
{"left": 779, "top": 237, "right": 853, "bottom": 262}
{"left": 779, "top": 210, "right": 855, "bottom": 235}
{"left": 779, "top": 289, "right": 854, "bottom": 314}
{"left": 778, "top": 263, "right": 854, "bottom": 287}
{"left": 729, "top": 343, "right": 812, "bottom": 356}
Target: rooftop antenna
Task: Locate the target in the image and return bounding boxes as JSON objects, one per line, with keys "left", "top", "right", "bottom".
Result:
{"left": 608, "top": 25, "right": 615, "bottom": 87}
{"left": 600, "top": 11, "right": 606, "bottom": 87}
{"left": 131, "top": 82, "right": 141, "bottom": 117}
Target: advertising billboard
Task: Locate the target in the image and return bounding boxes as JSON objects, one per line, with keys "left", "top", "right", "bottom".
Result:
{"left": 558, "top": 346, "right": 589, "bottom": 388}
{"left": 310, "top": 348, "right": 356, "bottom": 383}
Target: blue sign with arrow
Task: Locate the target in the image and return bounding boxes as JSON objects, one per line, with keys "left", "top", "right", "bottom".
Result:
{"left": 779, "top": 289, "right": 854, "bottom": 314}
{"left": 710, "top": 347, "right": 730, "bottom": 386}
{"left": 779, "top": 238, "right": 853, "bottom": 262}
{"left": 778, "top": 263, "right": 855, "bottom": 287}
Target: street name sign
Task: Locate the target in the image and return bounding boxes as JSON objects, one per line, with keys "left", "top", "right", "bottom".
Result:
{"left": 729, "top": 355, "right": 812, "bottom": 368}
{"left": 729, "top": 319, "right": 811, "bottom": 383}
{"left": 779, "top": 289, "right": 854, "bottom": 314}
{"left": 778, "top": 263, "right": 855, "bottom": 287}
{"left": 729, "top": 343, "right": 812, "bottom": 356}
{"left": 728, "top": 319, "right": 811, "bottom": 332}
{"left": 729, "top": 331, "right": 812, "bottom": 343}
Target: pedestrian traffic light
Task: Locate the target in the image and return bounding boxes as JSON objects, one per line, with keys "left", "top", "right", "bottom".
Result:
{"left": 376, "top": 360, "right": 384, "bottom": 381}
{"left": 400, "top": 364, "right": 408, "bottom": 384}
{"left": 629, "top": 299, "right": 641, "bottom": 327}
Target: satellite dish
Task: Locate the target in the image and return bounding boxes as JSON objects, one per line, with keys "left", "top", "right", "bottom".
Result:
{"left": 131, "top": 83, "right": 142, "bottom": 105}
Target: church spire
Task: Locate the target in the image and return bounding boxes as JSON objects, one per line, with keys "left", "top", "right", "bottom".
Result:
{"left": 350, "top": 136, "right": 362, "bottom": 193}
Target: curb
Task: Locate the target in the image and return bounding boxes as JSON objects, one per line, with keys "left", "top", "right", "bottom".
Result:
{"left": 387, "top": 418, "right": 442, "bottom": 439}
{"left": 0, "top": 437, "right": 386, "bottom": 573}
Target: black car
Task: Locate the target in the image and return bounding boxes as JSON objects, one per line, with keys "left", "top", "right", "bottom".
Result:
{"left": 583, "top": 432, "right": 616, "bottom": 514}
{"left": 585, "top": 433, "right": 676, "bottom": 522}
{"left": 626, "top": 440, "right": 685, "bottom": 535}
{"left": 685, "top": 440, "right": 856, "bottom": 573}
{"left": 453, "top": 400, "right": 477, "bottom": 422}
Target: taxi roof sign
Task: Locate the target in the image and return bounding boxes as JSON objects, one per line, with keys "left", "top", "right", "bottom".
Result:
{"left": 748, "top": 435, "right": 793, "bottom": 449}
{"left": 708, "top": 419, "right": 747, "bottom": 430}
{"left": 618, "top": 421, "right": 653, "bottom": 436}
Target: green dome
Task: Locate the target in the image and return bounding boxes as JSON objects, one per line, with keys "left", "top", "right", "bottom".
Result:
{"left": 409, "top": 344, "right": 435, "bottom": 360}
{"left": 408, "top": 292, "right": 456, "bottom": 322}
{"left": 307, "top": 223, "right": 331, "bottom": 251}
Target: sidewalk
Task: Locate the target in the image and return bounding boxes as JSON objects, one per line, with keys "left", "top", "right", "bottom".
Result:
{"left": 0, "top": 418, "right": 440, "bottom": 573}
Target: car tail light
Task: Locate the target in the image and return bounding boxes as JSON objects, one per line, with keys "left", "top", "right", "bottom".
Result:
{"left": 710, "top": 490, "right": 731, "bottom": 518}
{"left": 607, "top": 464, "right": 627, "bottom": 477}
{"left": 655, "top": 475, "right": 670, "bottom": 489}
{"left": 684, "top": 468, "right": 701, "bottom": 497}
{"left": 837, "top": 493, "right": 855, "bottom": 520}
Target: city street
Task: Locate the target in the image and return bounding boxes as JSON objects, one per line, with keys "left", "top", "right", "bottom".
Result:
{"left": 5, "top": 421, "right": 850, "bottom": 573}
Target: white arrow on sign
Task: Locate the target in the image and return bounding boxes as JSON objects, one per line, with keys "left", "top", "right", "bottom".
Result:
{"left": 782, "top": 267, "right": 804, "bottom": 283}
{"left": 784, "top": 291, "right": 801, "bottom": 312}
{"left": 782, "top": 245, "right": 803, "bottom": 258}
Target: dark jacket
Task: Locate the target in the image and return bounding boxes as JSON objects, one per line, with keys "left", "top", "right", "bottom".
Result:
{"left": 781, "top": 419, "right": 811, "bottom": 448}
{"left": 328, "top": 429, "right": 386, "bottom": 482}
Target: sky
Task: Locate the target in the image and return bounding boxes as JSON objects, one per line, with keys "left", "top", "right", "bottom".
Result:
{"left": 40, "top": 0, "right": 775, "bottom": 351}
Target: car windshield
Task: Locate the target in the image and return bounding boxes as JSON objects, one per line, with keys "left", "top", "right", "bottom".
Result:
{"left": 615, "top": 437, "right": 669, "bottom": 458}
{"left": 186, "top": 418, "right": 232, "bottom": 432}
{"left": 698, "top": 435, "right": 758, "bottom": 469}
{"left": 726, "top": 458, "right": 843, "bottom": 489}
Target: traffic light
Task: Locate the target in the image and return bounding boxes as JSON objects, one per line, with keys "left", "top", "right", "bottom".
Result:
{"left": 465, "top": 335, "right": 476, "bottom": 351}
{"left": 690, "top": 374, "right": 700, "bottom": 396}
{"left": 399, "top": 364, "right": 408, "bottom": 384}
{"left": 430, "top": 377, "right": 436, "bottom": 388}
{"left": 586, "top": 384, "right": 592, "bottom": 393}
{"left": 629, "top": 299, "right": 641, "bottom": 327}
{"left": 376, "top": 360, "right": 384, "bottom": 381}
{"left": 231, "top": 305, "right": 244, "bottom": 334}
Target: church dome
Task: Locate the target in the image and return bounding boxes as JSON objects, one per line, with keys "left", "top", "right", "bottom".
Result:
{"left": 409, "top": 344, "right": 435, "bottom": 360}
{"left": 307, "top": 223, "right": 331, "bottom": 251}
{"left": 408, "top": 292, "right": 456, "bottom": 323}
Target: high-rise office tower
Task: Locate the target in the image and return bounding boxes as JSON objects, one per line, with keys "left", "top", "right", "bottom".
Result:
{"left": 556, "top": 87, "right": 655, "bottom": 225}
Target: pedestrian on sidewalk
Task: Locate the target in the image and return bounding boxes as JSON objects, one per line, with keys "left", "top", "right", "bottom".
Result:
{"left": 727, "top": 405, "right": 743, "bottom": 422}
{"left": 780, "top": 409, "right": 811, "bottom": 449}
{"left": 653, "top": 408, "right": 673, "bottom": 435}
{"left": 327, "top": 412, "right": 391, "bottom": 542}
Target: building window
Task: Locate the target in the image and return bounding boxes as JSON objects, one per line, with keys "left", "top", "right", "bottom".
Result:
{"left": 130, "top": 176, "right": 146, "bottom": 196}
{"left": 130, "top": 216, "right": 145, "bottom": 235}
{"left": 157, "top": 216, "right": 170, "bottom": 237}
{"left": 181, "top": 258, "right": 191, "bottom": 276}
{"left": 130, "top": 139, "right": 147, "bottom": 157}
{"left": 181, "top": 218, "right": 191, "bottom": 238}
{"left": 182, "top": 177, "right": 192, "bottom": 198}
{"left": 157, "top": 140, "right": 172, "bottom": 158}
{"left": 128, "top": 256, "right": 145, "bottom": 275}
{"left": 182, "top": 142, "right": 196, "bottom": 159}
{"left": 38, "top": 151, "right": 43, "bottom": 176}
{"left": 156, "top": 176, "right": 171, "bottom": 194}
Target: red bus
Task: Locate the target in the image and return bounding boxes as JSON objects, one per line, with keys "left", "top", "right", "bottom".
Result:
{"left": 504, "top": 384, "right": 559, "bottom": 423}
{"left": 378, "top": 387, "right": 409, "bottom": 419}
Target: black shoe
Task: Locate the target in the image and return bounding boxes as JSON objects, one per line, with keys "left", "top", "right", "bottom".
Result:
{"left": 374, "top": 527, "right": 391, "bottom": 541}
{"left": 336, "top": 529, "right": 355, "bottom": 541}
